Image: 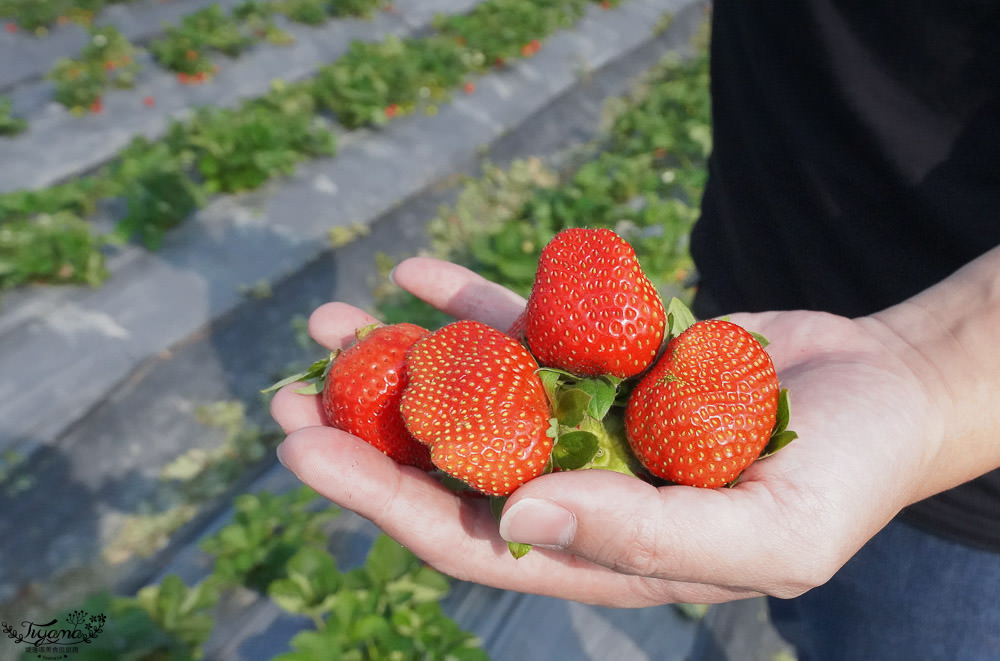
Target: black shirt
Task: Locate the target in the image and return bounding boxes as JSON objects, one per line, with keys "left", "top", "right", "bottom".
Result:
{"left": 690, "top": 0, "right": 1000, "bottom": 551}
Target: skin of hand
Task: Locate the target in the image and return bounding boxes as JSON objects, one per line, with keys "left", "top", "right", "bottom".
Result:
{"left": 271, "top": 250, "right": 1000, "bottom": 608}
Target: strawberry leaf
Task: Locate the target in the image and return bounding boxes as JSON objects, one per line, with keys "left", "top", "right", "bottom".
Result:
{"left": 554, "top": 388, "right": 591, "bottom": 427}
{"left": 750, "top": 331, "right": 770, "bottom": 348}
{"left": 666, "top": 297, "right": 697, "bottom": 339}
{"left": 552, "top": 430, "right": 600, "bottom": 470}
{"left": 260, "top": 352, "right": 336, "bottom": 394}
{"left": 537, "top": 367, "right": 569, "bottom": 410}
{"left": 490, "top": 496, "right": 532, "bottom": 559}
{"left": 507, "top": 542, "right": 533, "bottom": 559}
{"left": 576, "top": 376, "right": 621, "bottom": 419}
{"left": 760, "top": 388, "right": 797, "bottom": 458}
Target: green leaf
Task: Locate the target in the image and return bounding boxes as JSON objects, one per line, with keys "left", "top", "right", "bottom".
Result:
{"left": 552, "top": 430, "right": 600, "bottom": 470}
{"left": 666, "top": 296, "right": 696, "bottom": 338}
{"left": 537, "top": 367, "right": 572, "bottom": 408}
{"left": 490, "top": 496, "right": 532, "bottom": 558}
{"left": 365, "top": 534, "right": 419, "bottom": 587}
{"left": 507, "top": 542, "right": 533, "bottom": 559}
{"left": 576, "top": 376, "right": 621, "bottom": 419}
{"left": 554, "top": 387, "right": 591, "bottom": 427}
{"left": 760, "top": 389, "right": 798, "bottom": 458}
{"left": 260, "top": 352, "right": 336, "bottom": 394}
{"left": 750, "top": 331, "right": 770, "bottom": 348}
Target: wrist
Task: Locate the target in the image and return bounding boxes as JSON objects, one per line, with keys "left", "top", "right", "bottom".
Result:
{"left": 865, "top": 248, "right": 1000, "bottom": 501}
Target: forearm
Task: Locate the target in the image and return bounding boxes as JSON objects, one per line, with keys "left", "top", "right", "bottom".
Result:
{"left": 867, "top": 245, "right": 1000, "bottom": 501}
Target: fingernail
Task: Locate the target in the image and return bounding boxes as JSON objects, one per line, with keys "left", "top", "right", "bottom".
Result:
{"left": 276, "top": 441, "right": 289, "bottom": 468}
{"left": 499, "top": 498, "right": 576, "bottom": 549}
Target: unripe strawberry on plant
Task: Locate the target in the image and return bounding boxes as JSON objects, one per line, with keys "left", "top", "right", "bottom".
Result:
{"left": 523, "top": 227, "right": 666, "bottom": 379}
{"left": 625, "top": 318, "right": 787, "bottom": 488}
{"left": 263, "top": 322, "right": 433, "bottom": 470}
{"left": 401, "top": 320, "right": 553, "bottom": 496}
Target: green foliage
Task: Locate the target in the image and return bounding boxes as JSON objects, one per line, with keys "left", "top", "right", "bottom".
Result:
{"left": 272, "top": 536, "right": 488, "bottom": 661}
{"left": 111, "top": 138, "right": 207, "bottom": 249}
{"left": 0, "top": 0, "right": 137, "bottom": 32}
{"left": 312, "top": 35, "right": 468, "bottom": 128}
{"left": 199, "top": 486, "right": 338, "bottom": 593}
{"left": 1, "top": 0, "right": 620, "bottom": 292}
{"left": 434, "top": 0, "right": 586, "bottom": 68}
{"left": 48, "top": 25, "right": 141, "bottom": 113}
{"left": 52, "top": 576, "right": 217, "bottom": 661}
{"left": 381, "top": 52, "right": 711, "bottom": 312}
{"left": 0, "top": 96, "right": 27, "bottom": 136}
{"left": 166, "top": 93, "right": 335, "bottom": 194}
{"left": 150, "top": 4, "right": 254, "bottom": 75}
{"left": 0, "top": 211, "right": 107, "bottom": 289}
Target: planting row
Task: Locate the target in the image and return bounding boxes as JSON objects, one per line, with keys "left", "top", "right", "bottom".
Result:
{"left": 1, "top": 0, "right": 140, "bottom": 32}
{"left": 0, "top": 0, "right": 621, "bottom": 296}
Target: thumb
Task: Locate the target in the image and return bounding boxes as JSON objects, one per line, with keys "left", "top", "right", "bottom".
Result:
{"left": 497, "top": 469, "right": 801, "bottom": 594}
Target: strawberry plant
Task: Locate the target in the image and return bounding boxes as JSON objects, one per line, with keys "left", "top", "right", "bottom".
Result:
{"left": 48, "top": 25, "right": 140, "bottom": 113}
{"left": 0, "top": 96, "right": 26, "bottom": 136}
{"left": 274, "top": 0, "right": 328, "bottom": 25}
{"left": 0, "top": 211, "right": 108, "bottom": 289}
{"left": 199, "top": 486, "right": 338, "bottom": 593}
{"left": 111, "top": 138, "right": 207, "bottom": 249}
{"left": 150, "top": 4, "right": 254, "bottom": 77}
{"left": 165, "top": 93, "right": 335, "bottom": 194}
{"left": 271, "top": 535, "right": 489, "bottom": 661}
{"left": 433, "top": 0, "right": 586, "bottom": 70}
{"left": 326, "top": 0, "right": 384, "bottom": 17}
{"left": 61, "top": 576, "right": 217, "bottom": 661}
{"left": 310, "top": 35, "right": 467, "bottom": 128}
{"left": 0, "top": 0, "right": 137, "bottom": 31}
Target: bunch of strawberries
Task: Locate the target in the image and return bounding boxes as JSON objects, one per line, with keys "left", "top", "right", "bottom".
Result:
{"left": 270, "top": 228, "right": 795, "bottom": 517}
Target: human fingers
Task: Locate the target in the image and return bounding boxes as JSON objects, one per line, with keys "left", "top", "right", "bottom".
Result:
{"left": 276, "top": 427, "right": 758, "bottom": 606}
{"left": 498, "top": 452, "right": 837, "bottom": 600}
{"left": 270, "top": 382, "right": 325, "bottom": 433}
{"left": 391, "top": 257, "right": 526, "bottom": 329}
{"left": 307, "top": 302, "right": 380, "bottom": 350}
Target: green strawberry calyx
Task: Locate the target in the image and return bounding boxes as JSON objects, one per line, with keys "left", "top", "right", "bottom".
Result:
{"left": 260, "top": 323, "right": 380, "bottom": 395}
{"left": 761, "top": 388, "right": 797, "bottom": 458}
{"left": 537, "top": 368, "right": 643, "bottom": 478}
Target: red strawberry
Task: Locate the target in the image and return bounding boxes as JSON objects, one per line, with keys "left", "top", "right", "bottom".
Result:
{"left": 264, "top": 323, "right": 433, "bottom": 470}
{"left": 322, "top": 323, "right": 433, "bottom": 470}
{"left": 523, "top": 227, "right": 666, "bottom": 379}
{"left": 624, "top": 319, "right": 780, "bottom": 487}
{"left": 401, "top": 320, "right": 553, "bottom": 496}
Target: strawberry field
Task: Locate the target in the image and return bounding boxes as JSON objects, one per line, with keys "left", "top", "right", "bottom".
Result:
{"left": 0, "top": 1, "right": 794, "bottom": 659}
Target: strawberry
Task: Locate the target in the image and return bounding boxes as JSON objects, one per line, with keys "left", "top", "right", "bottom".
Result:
{"left": 523, "top": 227, "right": 666, "bottom": 379}
{"left": 624, "top": 319, "right": 781, "bottom": 487}
{"left": 400, "top": 320, "right": 553, "bottom": 496}
{"left": 264, "top": 323, "right": 433, "bottom": 470}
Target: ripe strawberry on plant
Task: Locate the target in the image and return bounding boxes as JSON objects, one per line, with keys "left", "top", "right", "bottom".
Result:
{"left": 400, "top": 320, "right": 553, "bottom": 496}
{"left": 523, "top": 227, "right": 666, "bottom": 379}
{"left": 263, "top": 322, "right": 433, "bottom": 470}
{"left": 625, "top": 315, "right": 791, "bottom": 488}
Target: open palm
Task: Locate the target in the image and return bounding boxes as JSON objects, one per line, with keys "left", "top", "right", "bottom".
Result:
{"left": 271, "top": 257, "right": 942, "bottom": 607}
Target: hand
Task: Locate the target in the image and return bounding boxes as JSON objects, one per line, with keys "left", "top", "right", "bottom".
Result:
{"left": 271, "top": 257, "right": 943, "bottom": 607}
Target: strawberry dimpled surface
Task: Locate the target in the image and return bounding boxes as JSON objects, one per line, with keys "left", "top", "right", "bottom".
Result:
{"left": 625, "top": 319, "right": 780, "bottom": 488}
{"left": 401, "top": 320, "right": 553, "bottom": 496}
{"left": 524, "top": 227, "right": 666, "bottom": 379}
{"left": 323, "top": 322, "right": 433, "bottom": 470}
